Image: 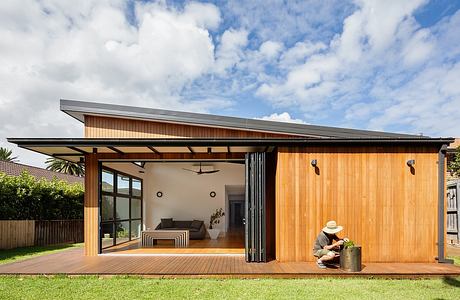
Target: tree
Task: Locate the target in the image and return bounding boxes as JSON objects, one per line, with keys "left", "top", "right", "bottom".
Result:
{"left": 449, "top": 146, "right": 460, "bottom": 177}
{"left": 0, "top": 147, "right": 18, "bottom": 162}
{"left": 45, "top": 157, "right": 85, "bottom": 177}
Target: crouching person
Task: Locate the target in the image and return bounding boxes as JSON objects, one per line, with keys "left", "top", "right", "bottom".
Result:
{"left": 313, "top": 220, "right": 348, "bottom": 269}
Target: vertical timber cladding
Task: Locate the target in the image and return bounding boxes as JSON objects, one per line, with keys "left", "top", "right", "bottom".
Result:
{"left": 84, "top": 115, "right": 296, "bottom": 138}
{"left": 275, "top": 146, "right": 439, "bottom": 263}
{"left": 84, "top": 153, "right": 99, "bottom": 256}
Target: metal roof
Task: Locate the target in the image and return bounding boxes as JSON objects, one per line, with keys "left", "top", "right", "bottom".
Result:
{"left": 60, "top": 99, "right": 423, "bottom": 139}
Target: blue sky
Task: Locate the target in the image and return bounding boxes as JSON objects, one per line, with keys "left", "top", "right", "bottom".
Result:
{"left": 0, "top": 0, "right": 460, "bottom": 166}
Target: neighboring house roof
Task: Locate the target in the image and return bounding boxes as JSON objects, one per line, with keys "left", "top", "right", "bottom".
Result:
{"left": 60, "top": 99, "right": 423, "bottom": 139}
{"left": 0, "top": 161, "right": 84, "bottom": 184}
{"left": 448, "top": 138, "right": 460, "bottom": 150}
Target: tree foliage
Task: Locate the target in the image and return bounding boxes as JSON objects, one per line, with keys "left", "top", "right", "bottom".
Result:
{"left": 45, "top": 158, "right": 85, "bottom": 177}
{"left": 0, "top": 171, "right": 84, "bottom": 220}
{"left": 0, "top": 147, "right": 18, "bottom": 162}
{"left": 449, "top": 146, "right": 460, "bottom": 177}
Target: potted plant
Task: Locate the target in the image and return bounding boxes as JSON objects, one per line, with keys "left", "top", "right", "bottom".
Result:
{"left": 340, "top": 239, "right": 362, "bottom": 272}
{"left": 207, "top": 208, "right": 225, "bottom": 239}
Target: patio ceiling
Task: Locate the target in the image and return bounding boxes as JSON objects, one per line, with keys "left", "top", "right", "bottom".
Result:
{"left": 7, "top": 137, "right": 454, "bottom": 163}
{"left": 8, "top": 138, "right": 282, "bottom": 162}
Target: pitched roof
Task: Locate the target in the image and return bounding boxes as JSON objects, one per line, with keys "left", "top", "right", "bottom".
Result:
{"left": 0, "top": 161, "right": 84, "bottom": 184}
{"left": 60, "top": 99, "right": 423, "bottom": 139}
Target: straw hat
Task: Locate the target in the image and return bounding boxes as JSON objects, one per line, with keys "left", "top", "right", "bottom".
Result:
{"left": 322, "top": 220, "right": 343, "bottom": 234}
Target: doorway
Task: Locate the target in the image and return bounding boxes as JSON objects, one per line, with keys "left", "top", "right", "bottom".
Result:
{"left": 229, "top": 199, "right": 245, "bottom": 229}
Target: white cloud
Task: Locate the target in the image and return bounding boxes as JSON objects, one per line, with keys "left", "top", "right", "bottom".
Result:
{"left": 0, "top": 0, "right": 226, "bottom": 167}
{"left": 214, "top": 28, "right": 248, "bottom": 74}
{"left": 258, "top": 41, "right": 283, "bottom": 59}
{"left": 257, "top": 112, "right": 307, "bottom": 124}
{"left": 255, "top": 0, "right": 460, "bottom": 136}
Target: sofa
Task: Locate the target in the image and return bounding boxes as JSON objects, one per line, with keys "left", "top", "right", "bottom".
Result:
{"left": 155, "top": 219, "right": 206, "bottom": 240}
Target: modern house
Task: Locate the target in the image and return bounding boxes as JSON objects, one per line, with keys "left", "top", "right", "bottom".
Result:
{"left": 8, "top": 99, "right": 454, "bottom": 264}
{"left": 0, "top": 160, "right": 84, "bottom": 185}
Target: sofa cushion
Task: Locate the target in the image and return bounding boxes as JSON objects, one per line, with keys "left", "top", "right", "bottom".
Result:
{"left": 174, "top": 221, "right": 192, "bottom": 228}
{"left": 190, "top": 220, "right": 203, "bottom": 230}
{"left": 161, "top": 218, "right": 173, "bottom": 228}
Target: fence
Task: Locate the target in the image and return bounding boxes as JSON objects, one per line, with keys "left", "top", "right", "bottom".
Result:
{"left": 0, "top": 220, "right": 35, "bottom": 249}
{"left": 0, "top": 220, "right": 83, "bottom": 249}
{"left": 447, "top": 180, "right": 460, "bottom": 244}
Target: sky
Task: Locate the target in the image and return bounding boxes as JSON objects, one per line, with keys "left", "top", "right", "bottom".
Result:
{"left": 1, "top": 0, "right": 460, "bottom": 167}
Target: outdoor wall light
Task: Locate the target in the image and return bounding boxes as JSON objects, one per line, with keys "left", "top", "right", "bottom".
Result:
{"left": 156, "top": 191, "right": 163, "bottom": 198}
{"left": 407, "top": 159, "right": 415, "bottom": 167}
{"left": 311, "top": 159, "right": 318, "bottom": 167}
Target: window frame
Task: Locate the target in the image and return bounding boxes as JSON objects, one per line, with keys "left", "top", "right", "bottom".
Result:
{"left": 100, "top": 166, "right": 143, "bottom": 250}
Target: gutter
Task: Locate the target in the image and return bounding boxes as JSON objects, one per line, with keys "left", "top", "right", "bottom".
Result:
{"left": 437, "top": 144, "right": 454, "bottom": 263}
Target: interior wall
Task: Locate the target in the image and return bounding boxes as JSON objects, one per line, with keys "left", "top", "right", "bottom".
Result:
{"left": 144, "top": 162, "right": 245, "bottom": 234}
{"left": 276, "top": 146, "right": 439, "bottom": 263}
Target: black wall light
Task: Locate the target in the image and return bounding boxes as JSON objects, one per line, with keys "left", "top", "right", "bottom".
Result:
{"left": 311, "top": 159, "right": 318, "bottom": 167}
{"left": 407, "top": 159, "right": 415, "bottom": 167}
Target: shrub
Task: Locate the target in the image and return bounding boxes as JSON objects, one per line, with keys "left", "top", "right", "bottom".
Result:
{"left": 0, "top": 171, "right": 84, "bottom": 220}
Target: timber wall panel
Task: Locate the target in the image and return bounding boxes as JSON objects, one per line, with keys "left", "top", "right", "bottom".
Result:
{"left": 84, "top": 154, "right": 99, "bottom": 256}
{"left": 84, "top": 115, "right": 296, "bottom": 139}
{"left": 0, "top": 220, "right": 35, "bottom": 249}
{"left": 276, "top": 146, "right": 439, "bottom": 263}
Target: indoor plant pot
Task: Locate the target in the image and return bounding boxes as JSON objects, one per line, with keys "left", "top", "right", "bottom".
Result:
{"left": 207, "top": 228, "right": 220, "bottom": 240}
{"left": 208, "top": 208, "right": 225, "bottom": 240}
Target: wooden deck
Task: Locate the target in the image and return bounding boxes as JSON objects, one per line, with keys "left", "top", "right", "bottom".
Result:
{"left": 0, "top": 248, "right": 459, "bottom": 278}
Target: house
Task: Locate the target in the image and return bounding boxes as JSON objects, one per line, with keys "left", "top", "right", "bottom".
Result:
{"left": 8, "top": 99, "right": 454, "bottom": 264}
{"left": 0, "top": 160, "right": 84, "bottom": 185}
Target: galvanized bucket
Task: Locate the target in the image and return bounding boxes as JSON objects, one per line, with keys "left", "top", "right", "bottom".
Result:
{"left": 340, "top": 246, "right": 362, "bottom": 272}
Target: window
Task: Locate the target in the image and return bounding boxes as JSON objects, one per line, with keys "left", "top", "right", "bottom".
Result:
{"left": 101, "top": 195, "right": 114, "bottom": 221}
{"left": 102, "top": 170, "right": 114, "bottom": 193}
{"left": 116, "top": 197, "right": 130, "bottom": 220}
{"left": 117, "top": 175, "right": 130, "bottom": 195}
{"left": 131, "top": 198, "right": 141, "bottom": 219}
{"left": 100, "top": 167, "right": 142, "bottom": 250}
{"left": 132, "top": 179, "right": 141, "bottom": 197}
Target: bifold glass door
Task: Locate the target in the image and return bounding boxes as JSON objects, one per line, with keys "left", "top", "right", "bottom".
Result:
{"left": 245, "top": 152, "right": 267, "bottom": 262}
{"left": 100, "top": 168, "right": 143, "bottom": 250}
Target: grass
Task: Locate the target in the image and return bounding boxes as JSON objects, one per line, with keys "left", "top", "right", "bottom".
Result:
{"left": 0, "top": 248, "right": 458, "bottom": 299}
{"left": 0, "top": 243, "right": 82, "bottom": 265}
{"left": 449, "top": 256, "right": 460, "bottom": 266}
{"left": 0, "top": 276, "right": 459, "bottom": 300}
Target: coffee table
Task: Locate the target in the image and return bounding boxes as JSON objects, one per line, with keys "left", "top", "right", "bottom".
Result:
{"left": 141, "top": 230, "right": 189, "bottom": 248}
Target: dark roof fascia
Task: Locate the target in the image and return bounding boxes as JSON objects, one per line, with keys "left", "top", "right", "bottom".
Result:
{"left": 7, "top": 137, "right": 455, "bottom": 148}
{"left": 60, "top": 99, "right": 422, "bottom": 139}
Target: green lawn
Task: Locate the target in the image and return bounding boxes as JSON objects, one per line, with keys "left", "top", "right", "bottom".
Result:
{"left": 0, "top": 276, "right": 459, "bottom": 300}
{"left": 0, "top": 249, "right": 458, "bottom": 299}
{"left": 0, "top": 243, "right": 82, "bottom": 265}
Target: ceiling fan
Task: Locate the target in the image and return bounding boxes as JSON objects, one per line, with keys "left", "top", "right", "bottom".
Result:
{"left": 183, "top": 162, "right": 220, "bottom": 175}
